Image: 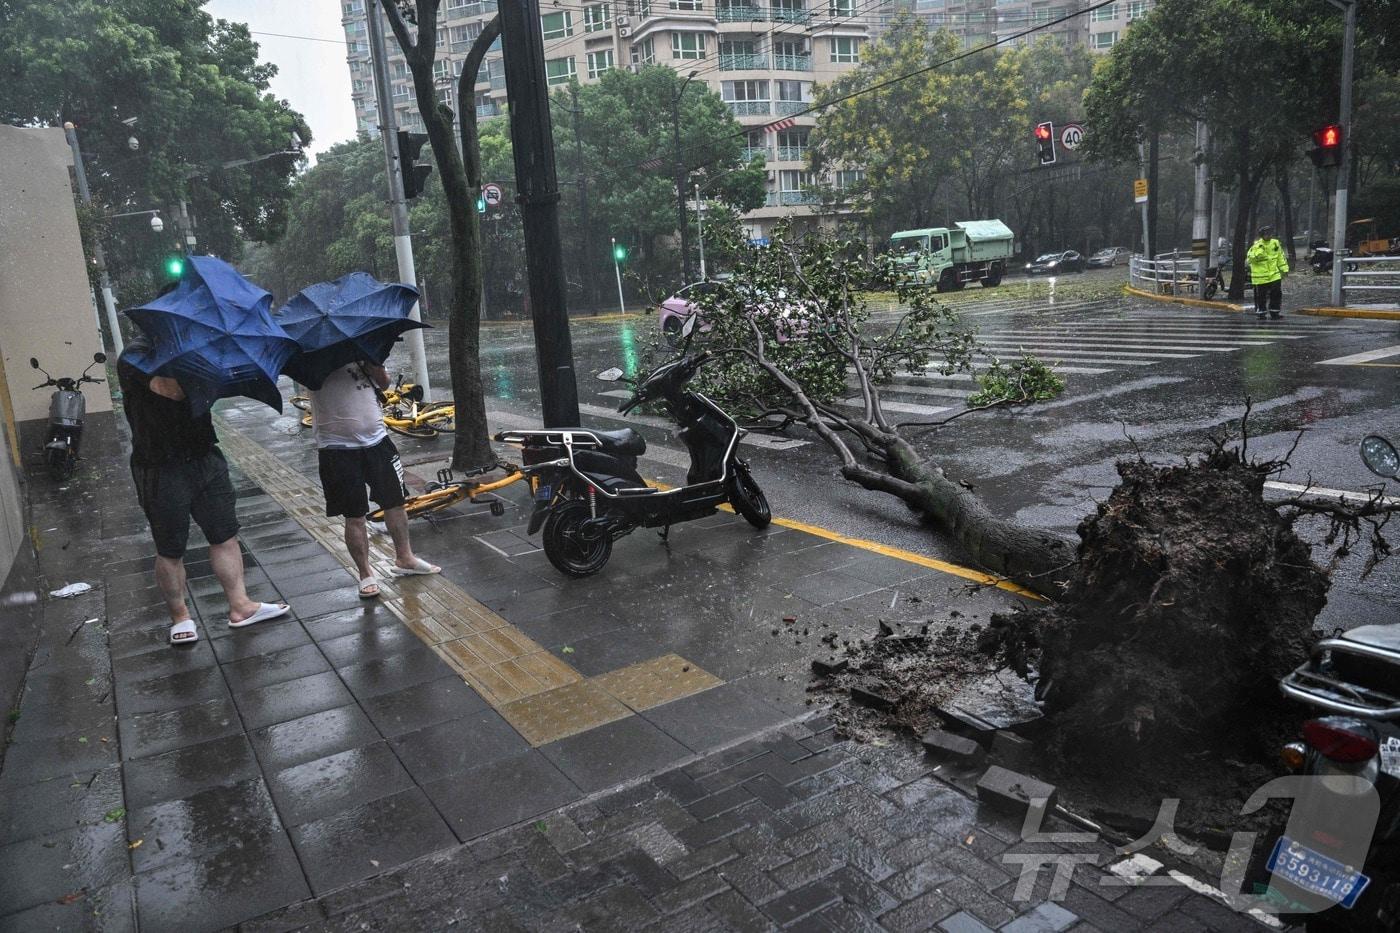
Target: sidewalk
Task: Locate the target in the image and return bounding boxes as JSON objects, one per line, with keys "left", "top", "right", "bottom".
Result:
{"left": 1, "top": 405, "right": 1268, "bottom": 932}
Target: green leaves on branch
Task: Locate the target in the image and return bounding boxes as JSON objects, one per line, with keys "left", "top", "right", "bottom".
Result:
{"left": 969, "top": 355, "right": 1065, "bottom": 408}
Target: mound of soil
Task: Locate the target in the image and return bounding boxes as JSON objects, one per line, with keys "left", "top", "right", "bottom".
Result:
{"left": 983, "top": 449, "right": 1328, "bottom": 771}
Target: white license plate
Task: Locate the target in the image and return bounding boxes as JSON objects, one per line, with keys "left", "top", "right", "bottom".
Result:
{"left": 1267, "top": 836, "right": 1370, "bottom": 909}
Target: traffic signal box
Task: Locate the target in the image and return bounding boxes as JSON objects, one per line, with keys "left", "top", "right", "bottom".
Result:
{"left": 1309, "top": 124, "right": 1343, "bottom": 169}
{"left": 396, "top": 130, "right": 432, "bottom": 199}
{"left": 1035, "top": 122, "right": 1057, "bottom": 166}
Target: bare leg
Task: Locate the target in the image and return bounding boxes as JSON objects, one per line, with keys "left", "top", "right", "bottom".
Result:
{"left": 154, "top": 555, "right": 191, "bottom": 624}
{"left": 345, "top": 516, "right": 373, "bottom": 580}
{"left": 211, "top": 537, "right": 260, "bottom": 622}
{"left": 383, "top": 507, "right": 422, "bottom": 569}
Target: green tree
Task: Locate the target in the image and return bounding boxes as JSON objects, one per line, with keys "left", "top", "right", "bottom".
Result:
{"left": 0, "top": 0, "right": 308, "bottom": 309}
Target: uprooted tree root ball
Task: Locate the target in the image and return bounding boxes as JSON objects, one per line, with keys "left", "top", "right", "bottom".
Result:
{"left": 980, "top": 447, "right": 1330, "bottom": 772}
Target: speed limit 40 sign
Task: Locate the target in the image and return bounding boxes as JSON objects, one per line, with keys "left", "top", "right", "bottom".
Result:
{"left": 1059, "top": 123, "right": 1085, "bottom": 150}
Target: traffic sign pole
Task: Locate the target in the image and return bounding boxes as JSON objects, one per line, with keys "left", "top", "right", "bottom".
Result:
{"left": 611, "top": 237, "right": 626, "bottom": 314}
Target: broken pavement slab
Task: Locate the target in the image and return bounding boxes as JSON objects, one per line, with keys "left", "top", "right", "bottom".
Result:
{"left": 975, "top": 764, "right": 1058, "bottom": 818}
{"left": 920, "top": 728, "right": 983, "bottom": 762}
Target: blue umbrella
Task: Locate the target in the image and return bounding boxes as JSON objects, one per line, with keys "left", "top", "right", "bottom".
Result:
{"left": 275, "top": 272, "right": 424, "bottom": 390}
{"left": 123, "top": 255, "right": 299, "bottom": 416}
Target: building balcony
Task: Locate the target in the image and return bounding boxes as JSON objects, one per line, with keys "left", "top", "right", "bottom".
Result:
{"left": 741, "top": 146, "right": 772, "bottom": 161}
{"left": 727, "top": 100, "right": 771, "bottom": 116}
{"left": 776, "top": 145, "right": 807, "bottom": 162}
{"left": 765, "top": 190, "right": 820, "bottom": 206}
{"left": 490, "top": 73, "right": 506, "bottom": 89}
{"left": 444, "top": 0, "right": 498, "bottom": 16}
{"left": 717, "top": 4, "right": 766, "bottom": 20}
{"left": 773, "top": 100, "right": 806, "bottom": 116}
{"left": 770, "top": 7, "right": 810, "bottom": 22}
{"left": 719, "top": 52, "right": 768, "bottom": 70}
{"left": 773, "top": 52, "right": 811, "bottom": 70}
{"left": 477, "top": 103, "right": 500, "bottom": 118}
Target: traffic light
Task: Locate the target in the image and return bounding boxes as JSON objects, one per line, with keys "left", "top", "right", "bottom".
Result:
{"left": 396, "top": 130, "right": 432, "bottom": 199}
{"left": 1035, "top": 122, "right": 1056, "bottom": 166}
{"left": 163, "top": 254, "right": 185, "bottom": 280}
{"left": 476, "top": 196, "right": 486, "bottom": 214}
{"left": 1308, "top": 123, "right": 1343, "bottom": 169}
{"left": 613, "top": 242, "right": 628, "bottom": 263}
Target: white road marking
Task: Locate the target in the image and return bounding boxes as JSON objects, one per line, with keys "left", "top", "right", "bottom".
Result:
{"left": 977, "top": 344, "right": 1191, "bottom": 359}
{"left": 840, "top": 398, "right": 951, "bottom": 416}
{"left": 977, "top": 339, "right": 1243, "bottom": 353}
{"left": 1317, "top": 345, "right": 1400, "bottom": 366}
{"left": 865, "top": 383, "right": 972, "bottom": 400}
{"left": 987, "top": 331, "right": 1277, "bottom": 346}
{"left": 1265, "top": 481, "right": 1400, "bottom": 506}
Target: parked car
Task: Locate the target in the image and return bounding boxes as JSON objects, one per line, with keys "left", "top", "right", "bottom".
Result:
{"left": 657, "top": 281, "right": 721, "bottom": 345}
{"left": 656, "top": 279, "right": 814, "bottom": 348}
{"left": 1025, "top": 250, "right": 1085, "bottom": 275}
{"left": 1087, "top": 246, "right": 1131, "bottom": 268}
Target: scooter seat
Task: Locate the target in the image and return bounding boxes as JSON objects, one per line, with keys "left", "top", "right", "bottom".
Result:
{"left": 585, "top": 428, "right": 646, "bottom": 456}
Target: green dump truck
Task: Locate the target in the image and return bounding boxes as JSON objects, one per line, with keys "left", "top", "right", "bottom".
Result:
{"left": 888, "top": 220, "right": 1015, "bottom": 291}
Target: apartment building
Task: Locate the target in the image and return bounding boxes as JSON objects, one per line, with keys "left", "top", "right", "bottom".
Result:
{"left": 340, "top": 0, "right": 1152, "bottom": 239}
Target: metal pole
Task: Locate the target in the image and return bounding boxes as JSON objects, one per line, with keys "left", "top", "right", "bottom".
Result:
{"left": 611, "top": 237, "right": 626, "bottom": 314}
{"left": 671, "top": 74, "right": 696, "bottom": 283}
{"left": 696, "top": 183, "right": 706, "bottom": 281}
{"left": 63, "top": 122, "right": 124, "bottom": 357}
{"left": 501, "top": 0, "right": 579, "bottom": 426}
{"left": 570, "top": 83, "right": 596, "bottom": 314}
{"left": 1136, "top": 140, "right": 1150, "bottom": 258}
{"left": 367, "top": 3, "right": 432, "bottom": 398}
{"left": 1330, "top": 0, "right": 1356, "bottom": 308}
{"left": 1191, "top": 120, "right": 1210, "bottom": 298}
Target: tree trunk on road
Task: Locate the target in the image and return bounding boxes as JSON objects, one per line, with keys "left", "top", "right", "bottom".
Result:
{"left": 381, "top": 0, "right": 495, "bottom": 470}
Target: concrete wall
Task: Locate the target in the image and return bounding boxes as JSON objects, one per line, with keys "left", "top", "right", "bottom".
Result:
{"left": 0, "top": 125, "right": 114, "bottom": 583}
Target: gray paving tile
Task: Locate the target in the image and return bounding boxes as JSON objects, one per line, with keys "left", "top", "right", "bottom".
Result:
{"left": 272, "top": 567, "right": 356, "bottom": 600}
{"left": 389, "top": 710, "right": 530, "bottom": 785}
{"left": 267, "top": 741, "right": 415, "bottom": 828}
{"left": 249, "top": 703, "right": 381, "bottom": 772}
{"left": 0, "top": 766, "right": 124, "bottom": 845}
{"left": 208, "top": 618, "right": 314, "bottom": 663}
{"left": 113, "top": 664, "right": 230, "bottom": 718}
{"left": 0, "top": 880, "right": 136, "bottom": 933}
{"left": 127, "top": 776, "right": 283, "bottom": 875}
{"left": 301, "top": 605, "right": 400, "bottom": 642}
{"left": 231, "top": 669, "right": 355, "bottom": 732}
{"left": 111, "top": 638, "right": 218, "bottom": 684}
{"left": 119, "top": 695, "right": 241, "bottom": 761}
{"left": 0, "top": 820, "right": 129, "bottom": 915}
{"left": 642, "top": 682, "right": 792, "bottom": 754}
{"left": 7, "top": 690, "right": 117, "bottom": 745}
{"left": 422, "top": 749, "right": 581, "bottom": 843}
{"left": 539, "top": 715, "right": 691, "bottom": 794}
{"left": 219, "top": 642, "right": 332, "bottom": 693}
{"left": 359, "top": 675, "right": 490, "bottom": 738}
{"left": 337, "top": 647, "right": 454, "bottom": 700}
{"left": 121, "top": 733, "right": 261, "bottom": 811}
{"left": 288, "top": 786, "right": 457, "bottom": 895}
{"left": 1, "top": 725, "right": 120, "bottom": 786}
{"left": 132, "top": 825, "right": 309, "bottom": 933}
{"left": 317, "top": 622, "right": 432, "bottom": 668}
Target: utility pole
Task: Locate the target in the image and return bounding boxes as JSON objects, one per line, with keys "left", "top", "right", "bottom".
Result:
{"left": 501, "top": 0, "right": 579, "bottom": 426}
{"left": 1191, "top": 120, "right": 1210, "bottom": 298}
{"left": 569, "top": 84, "right": 596, "bottom": 314}
{"left": 1329, "top": 0, "right": 1356, "bottom": 308}
{"left": 671, "top": 71, "right": 699, "bottom": 283}
{"left": 1136, "top": 140, "right": 1151, "bottom": 259}
{"left": 367, "top": 3, "right": 432, "bottom": 398}
{"left": 695, "top": 183, "right": 706, "bottom": 281}
{"left": 63, "top": 122, "right": 124, "bottom": 357}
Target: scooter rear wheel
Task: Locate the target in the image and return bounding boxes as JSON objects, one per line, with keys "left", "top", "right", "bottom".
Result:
{"left": 728, "top": 464, "right": 771, "bottom": 529}
{"left": 542, "top": 501, "right": 613, "bottom": 577}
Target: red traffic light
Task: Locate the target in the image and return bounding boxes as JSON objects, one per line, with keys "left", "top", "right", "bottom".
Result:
{"left": 1314, "top": 124, "right": 1342, "bottom": 149}
{"left": 1034, "top": 122, "right": 1053, "bottom": 141}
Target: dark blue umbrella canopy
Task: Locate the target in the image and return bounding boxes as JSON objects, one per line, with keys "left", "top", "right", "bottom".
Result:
{"left": 276, "top": 272, "right": 424, "bottom": 390}
{"left": 123, "top": 255, "right": 299, "bottom": 416}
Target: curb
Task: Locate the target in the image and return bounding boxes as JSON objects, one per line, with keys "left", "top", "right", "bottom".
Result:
{"left": 1123, "top": 285, "right": 1247, "bottom": 313}
{"left": 1296, "top": 306, "right": 1400, "bottom": 321}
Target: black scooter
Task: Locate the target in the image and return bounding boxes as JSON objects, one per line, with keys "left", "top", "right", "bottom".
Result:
{"left": 495, "top": 317, "right": 771, "bottom": 577}
{"left": 30, "top": 353, "right": 106, "bottom": 480}
{"left": 1252, "top": 433, "right": 1400, "bottom": 930}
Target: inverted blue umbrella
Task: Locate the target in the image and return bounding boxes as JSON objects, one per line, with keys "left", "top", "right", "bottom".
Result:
{"left": 123, "top": 255, "right": 299, "bottom": 416}
{"left": 275, "top": 272, "right": 424, "bottom": 390}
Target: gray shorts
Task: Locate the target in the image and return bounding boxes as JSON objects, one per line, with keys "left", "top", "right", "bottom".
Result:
{"left": 131, "top": 450, "right": 240, "bottom": 559}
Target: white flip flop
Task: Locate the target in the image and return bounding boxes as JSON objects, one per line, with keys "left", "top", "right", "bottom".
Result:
{"left": 389, "top": 558, "right": 441, "bottom": 577}
{"left": 358, "top": 577, "right": 380, "bottom": 599}
{"left": 228, "top": 602, "right": 290, "bottom": 629}
{"left": 169, "top": 619, "right": 199, "bottom": 645}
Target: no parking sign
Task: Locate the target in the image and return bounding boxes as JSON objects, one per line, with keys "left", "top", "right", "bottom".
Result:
{"left": 482, "top": 183, "right": 503, "bottom": 209}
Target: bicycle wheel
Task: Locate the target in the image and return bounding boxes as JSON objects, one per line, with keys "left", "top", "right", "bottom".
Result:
{"left": 421, "top": 409, "right": 455, "bottom": 433}
{"left": 369, "top": 485, "right": 466, "bottom": 522}
{"left": 386, "top": 420, "right": 438, "bottom": 438}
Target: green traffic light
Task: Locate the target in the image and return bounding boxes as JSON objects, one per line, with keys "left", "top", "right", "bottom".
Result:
{"left": 613, "top": 244, "right": 627, "bottom": 262}
{"left": 476, "top": 197, "right": 486, "bottom": 214}
{"left": 164, "top": 256, "right": 184, "bottom": 279}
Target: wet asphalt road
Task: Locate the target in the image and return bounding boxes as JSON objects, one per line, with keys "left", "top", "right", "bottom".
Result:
{"left": 412, "top": 269, "right": 1400, "bottom": 633}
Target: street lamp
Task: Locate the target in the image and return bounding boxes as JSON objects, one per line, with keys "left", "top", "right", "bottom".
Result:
{"left": 671, "top": 70, "right": 701, "bottom": 283}
{"left": 1328, "top": 0, "right": 1356, "bottom": 308}
{"left": 694, "top": 163, "right": 752, "bottom": 281}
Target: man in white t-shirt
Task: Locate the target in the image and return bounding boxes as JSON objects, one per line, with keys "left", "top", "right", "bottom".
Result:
{"left": 310, "top": 361, "right": 439, "bottom": 597}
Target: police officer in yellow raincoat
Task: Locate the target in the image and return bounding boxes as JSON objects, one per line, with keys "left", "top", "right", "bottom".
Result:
{"left": 1246, "top": 223, "right": 1288, "bottom": 320}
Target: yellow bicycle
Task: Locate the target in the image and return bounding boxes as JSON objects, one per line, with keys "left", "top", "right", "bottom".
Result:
{"left": 368, "top": 462, "right": 524, "bottom": 523}
{"left": 290, "top": 375, "right": 457, "bottom": 438}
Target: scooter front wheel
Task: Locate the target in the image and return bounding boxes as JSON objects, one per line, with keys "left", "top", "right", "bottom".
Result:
{"left": 542, "top": 501, "right": 613, "bottom": 577}
{"left": 728, "top": 463, "right": 771, "bottom": 529}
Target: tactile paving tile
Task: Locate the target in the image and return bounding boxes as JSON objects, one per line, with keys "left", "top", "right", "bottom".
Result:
{"left": 497, "top": 679, "right": 633, "bottom": 746}
{"left": 591, "top": 654, "right": 723, "bottom": 712}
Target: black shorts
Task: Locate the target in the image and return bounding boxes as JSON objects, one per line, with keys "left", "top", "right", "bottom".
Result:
{"left": 132, "top": 450, "right": 240, "bottom": 559}
{"left": 317, "top": 437, "right": 407, "bottom": 518}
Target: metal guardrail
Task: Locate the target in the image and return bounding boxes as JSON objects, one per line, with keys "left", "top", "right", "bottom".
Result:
{"left": 1341, "top": 255, "right": 1400, "bottom": 301}
{"left": 1130, "top": 254, "right": 1201, "bottom": 294}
